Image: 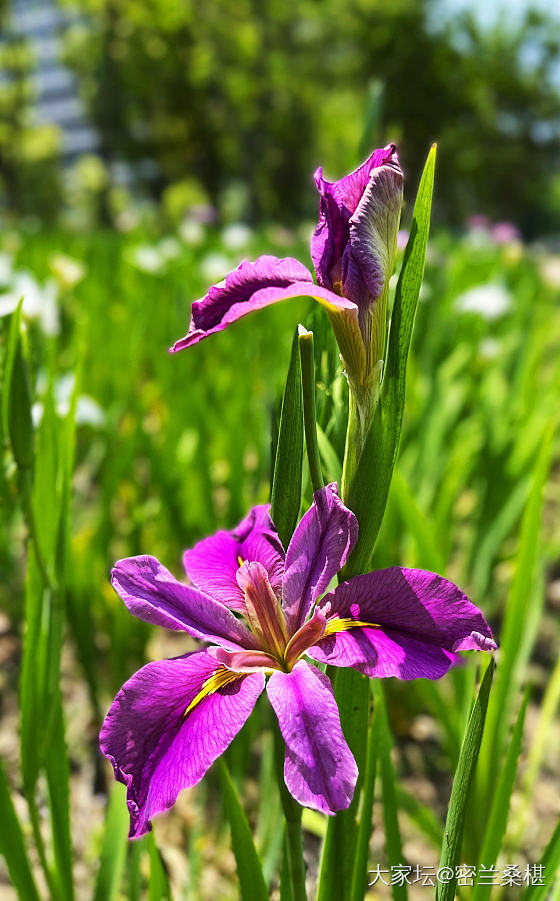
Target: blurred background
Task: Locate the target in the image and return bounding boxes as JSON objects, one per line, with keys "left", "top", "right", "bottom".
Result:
{"left": 1, "top": 2, "right": 560, "bottom": 899}
{"left": 1, "top": 0, "right": 560, "bottom": 234}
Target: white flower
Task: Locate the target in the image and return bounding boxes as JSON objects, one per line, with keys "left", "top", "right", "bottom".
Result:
{"left": 158, "top": 237, "right": 181, "bottom": 261}
{"left": 0, "top": 252, "right": 13, "bottom": 285}
{"left": 221, "top": 223, "right": 252, "bottom": 250}
{"left": 455, "top": 283, "right": 511, "bottom": 319}
{"left": 128, "top": 245, "right": 166, "bottom": 275}
{"left": 49, "top": 253, "right": 87, "bottom": 290}
{"left": 33, "top": 372, "right": 105, "bottom": 428}
{"left": 540, "top": 255, "right": 560, "bottom": 289}
{"left": 0, "top": 271, "right": 60, "bottom": 335}
{"left": 200, "top": 252, "right": 232, "bottom": 283}
{"left": 179, "top": 218, "right": 205, "bottom": 246}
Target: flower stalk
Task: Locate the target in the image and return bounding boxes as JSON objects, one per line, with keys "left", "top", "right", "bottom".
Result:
{"left": 298, "top": 325, "right": 324, "bottom": 495}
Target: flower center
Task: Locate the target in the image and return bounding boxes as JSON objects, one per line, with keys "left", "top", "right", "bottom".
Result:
{"left": 236, "top": 561, "right": 288, "bottom": 661}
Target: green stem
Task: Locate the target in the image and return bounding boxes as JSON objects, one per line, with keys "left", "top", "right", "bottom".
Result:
{"left": 285, "top": 814, "right": 307, "bottom": 901}
{"left": 298, "top": 326, "right": 324, "bottom": 494}
{"left": 274, "top": 724, "right": 307, "bottom": 901}
{"left": 341, "top": 362, "right": 383, "bottom": 503}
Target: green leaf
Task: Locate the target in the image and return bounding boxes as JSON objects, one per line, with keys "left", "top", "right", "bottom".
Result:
{"left": 0, "top": 759, "right": 41, "bottom": 901}
{"left": 271, "top": 327, "right": 303, "bottom": 547}
{"left": 472, "top": 689, "right": 529, "bottom": 901}
{"left": 316, "top": 424, "right": 342, "bottom": 485}
{"left": 374, "top": 683, "right": 407, "bottom": 901}
{"left": 93, "top": 783, "right": 129, "bottom": 901}
{"left": 147, "top": 833, "right": 172, "bottom": 901}
{"left": 477, "top": 427, "right": 552, "bottom": 823}
{"left": 218, "top": 759, "right": 269, "bottom": 901}
{"left": 390, "top": 467, "right": 445, "bottom": 572}
{"left": 436, "top": 658, "right": 495, "bottom": 901}
{"left": 2, "top": 300, "right": 34, "bottom": 469}
{"left": 521, "top": 817, "right": 560, "bottom": 901}
{"left": 350, "top": 690, "right": 379, "bottom": 901}
{"left": 316, "top": 670, "right": 370, "bottom": 901}
{"left": 344, "top": 145, "right": 436, "bottom": 575}
{"left": 280, "top": 832, "right": 295, "bottom": 901}
{"left": 396, "top": 787, "right": 443, "bottom": 850}
{"left": 20, "top": 390, "right": 60, "bottom": 794}
{"left": 46, "top": 700, "right": 74, "bottom": 901}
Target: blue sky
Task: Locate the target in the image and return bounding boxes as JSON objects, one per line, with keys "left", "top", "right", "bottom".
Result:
{"left": 438, "top": 0, "right": 559, "bottom": 27}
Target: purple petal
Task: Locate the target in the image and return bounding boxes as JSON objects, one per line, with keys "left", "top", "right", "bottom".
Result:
{"left": 282, "top": 483, "right": 358, "bottom": 635}
{"left": 267, "top": 662, "right": 357, "bottom": 814}
{"left": 183, "top": 505, "right": 285, "bottom": 612}
{"left": 345, "top": 154, "right": 403, "bottom": 303}
{"left": 112, "top": 555, "right": 257, "bottom": 651}
{"left": 170, "top": 255, "right": 354, "bottom": 352}
{"left": 311, "top": 144, "right": 398, "bottom": 291}
{"left": 309, "top": 567, "right": 496, "bottom": 680}
{"left": 100, "top": 650, "right": 265, "bottom": 836}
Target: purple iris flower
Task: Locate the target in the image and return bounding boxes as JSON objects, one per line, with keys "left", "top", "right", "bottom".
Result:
{"left": 170, "top": 145, "right": 403, "bottom": 398}
{"left": 100, "top": 483, "right": 495, "bottom": 838}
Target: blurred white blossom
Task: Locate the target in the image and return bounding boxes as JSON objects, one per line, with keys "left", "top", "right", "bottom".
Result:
{"left": 49, "top": 253, "right": 87, "bottom": 291}
{"left": 455, "top": 283, "right": 511, "bottom": 319}
{"left": 158, "top": 237, "right": 181, "bottom": 261}
{"left": 222, "top": 223, "right": 252, "bottom": 250}
{"left": 0, "top": 271, "right": 60, "bottom": 335}
{"left": 127, "top": 245, "right": 166, "bottom": 275}
{"left": 0, "top": 252, "right": 13, "bottom": 285}
{"left": 540, "top": 255, "right": 560, "bottom": 289}
{"left": 179, "top": 218, "right": 205, "bottom": 246}
{"left": 32, "top": 372, "right": 105, "bottom": 428}
{"left": 200, "top": 252, "right": 232, "bottom": 283}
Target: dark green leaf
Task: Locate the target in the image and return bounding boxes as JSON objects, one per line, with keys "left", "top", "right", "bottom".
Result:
{"left": 436, "top": 658, "right": 495, "bottom": 901}
{"left": 271, "top": 327, "right": 303, "bottom": 547}
{"left": 350, "top": 689, "right": 379, "bottom": 901}
{"left": 2, "top": 301, "right": 34, "bottom": 469}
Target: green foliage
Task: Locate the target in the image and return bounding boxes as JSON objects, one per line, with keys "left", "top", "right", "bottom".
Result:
{"left": 51, "top": 0, "right": 560, "bottom": 230}
{"left": 0, "top": 211, "right": 559, "bottom": 898}
{"left": 219, "top": 760, "right": 269, "bottom": 901}
{"left": 271, "top": 327, "right": 304, "bottom": 547}
{"left": 436, "top": 659, "right": 495, "bottom": 901}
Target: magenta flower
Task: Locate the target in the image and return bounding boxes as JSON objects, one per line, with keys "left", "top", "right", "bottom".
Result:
{"left": 100, "top": 484, "right": 495, "bottom": 837}
{"left": 171, "top": 146, "right": 403, "bottom": 395}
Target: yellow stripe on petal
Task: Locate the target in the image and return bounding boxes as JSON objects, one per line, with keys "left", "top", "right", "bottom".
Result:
{"left": 183, "top": 667, "right": 242, "bottom": 718}
{"left": 323, "top": 616, "right": 381, "bottom": 636}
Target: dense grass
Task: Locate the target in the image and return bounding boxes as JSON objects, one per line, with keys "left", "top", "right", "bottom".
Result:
{"left": 1, "top": 218, "right": 559, "bottom": 899}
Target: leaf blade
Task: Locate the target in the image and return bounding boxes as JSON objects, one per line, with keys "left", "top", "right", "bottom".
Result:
{"left": 436, "top": 658, "right": 495, "bottom": 901}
